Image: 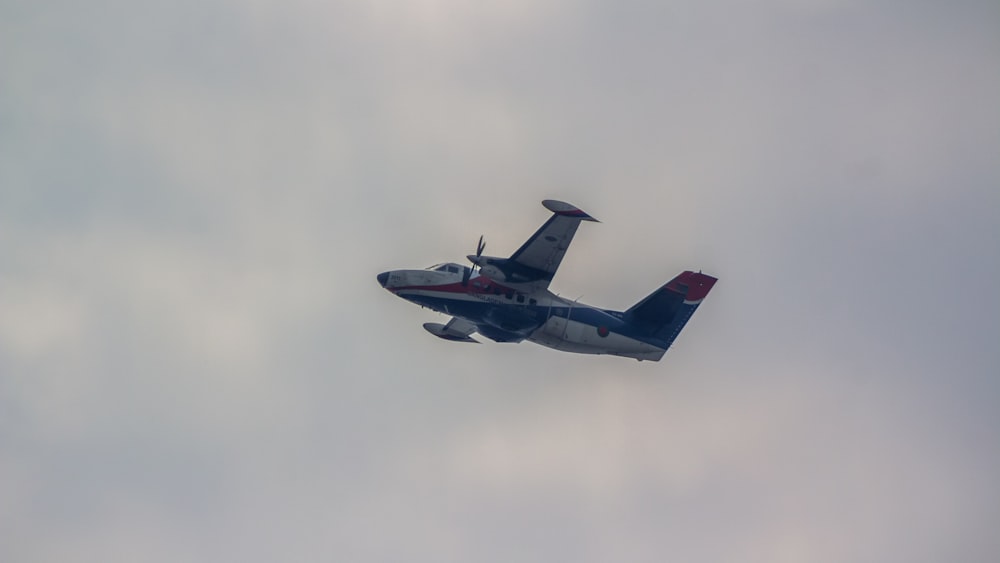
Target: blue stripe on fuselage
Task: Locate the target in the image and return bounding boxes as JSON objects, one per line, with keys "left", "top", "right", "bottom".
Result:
{"left": 396, "top": 290, "right": 692, "bottom": 347}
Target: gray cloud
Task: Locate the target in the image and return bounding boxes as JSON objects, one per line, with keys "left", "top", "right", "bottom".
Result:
{"left": 2, "top": 0, "right": 998, "bottom": 561}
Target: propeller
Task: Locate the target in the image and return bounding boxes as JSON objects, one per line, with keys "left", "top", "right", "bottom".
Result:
{"left": 476, "top": 235, "right": 486, "bottom": 259}
{"left": 462, "top": 235, "right": 486, "bottom": 286}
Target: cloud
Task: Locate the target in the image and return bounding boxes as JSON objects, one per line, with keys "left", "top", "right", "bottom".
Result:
{"left": 1, "top": 0, "right": 998, "bottom": 561}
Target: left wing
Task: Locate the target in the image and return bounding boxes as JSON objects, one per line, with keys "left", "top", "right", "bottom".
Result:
{"left": 479, "top": 200, "right": 598, "bottom": 291}
{"left": 423, "top": 317, "right": 479, "bottom": 343}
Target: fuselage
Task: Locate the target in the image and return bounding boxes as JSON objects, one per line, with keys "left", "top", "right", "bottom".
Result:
{"left": 377, "top": 263, "right": 670, "bottom": 361}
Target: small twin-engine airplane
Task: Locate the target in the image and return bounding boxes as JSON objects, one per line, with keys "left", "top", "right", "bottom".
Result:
{"left": 377, "top": 200, "right": 717, "bottom": 361}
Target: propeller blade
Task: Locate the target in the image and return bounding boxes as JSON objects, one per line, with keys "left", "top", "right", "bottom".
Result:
{"left": 463, "top": 235, "right": 485, "bottom": 286}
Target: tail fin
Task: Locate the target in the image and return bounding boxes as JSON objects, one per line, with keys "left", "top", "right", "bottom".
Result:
{"left": 624, "top": 271, "right": 718, "bottom": 347}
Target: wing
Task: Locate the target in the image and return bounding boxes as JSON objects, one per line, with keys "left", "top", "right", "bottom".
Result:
{"left": 507, "top": 200, "right": 598, "bottom": 291}
{"left": 423, "top": 317, "right": 479, "bottom": 343}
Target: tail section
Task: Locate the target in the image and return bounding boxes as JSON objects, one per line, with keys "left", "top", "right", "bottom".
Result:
{"left": 624, "top": 271, "right": 718, "bottom": 348}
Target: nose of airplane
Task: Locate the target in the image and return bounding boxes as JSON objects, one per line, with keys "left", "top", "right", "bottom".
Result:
{"left": 376, "top": 271, "right": 389, "bottom": 287}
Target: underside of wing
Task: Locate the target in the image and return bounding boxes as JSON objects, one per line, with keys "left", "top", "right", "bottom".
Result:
{"left": 506, "top": 200, "right": 598, "bottom": 290}
{"left": 423, "top": 317, "right": 479, "bottom": 343}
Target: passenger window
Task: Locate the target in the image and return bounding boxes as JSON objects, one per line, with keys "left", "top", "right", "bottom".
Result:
{"left": 505, "top": 292, "right": 513, "bottom": 299}
{"left": 447, "top": 266, "right": 458, "bottom": 274}
{"left": 529, "top": 298, "right": 537, "bottom": 305}
{"left": 516, "top": 295, "right": 525, "bottom": 303}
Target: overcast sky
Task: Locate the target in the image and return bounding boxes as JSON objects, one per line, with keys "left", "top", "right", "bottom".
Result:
{"left": 2, "top": 1, "right": 999, "bottom": 561}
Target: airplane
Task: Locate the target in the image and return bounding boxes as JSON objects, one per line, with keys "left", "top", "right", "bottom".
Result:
{"left": 376, "top": 200, "right": 717, "bottom": 361}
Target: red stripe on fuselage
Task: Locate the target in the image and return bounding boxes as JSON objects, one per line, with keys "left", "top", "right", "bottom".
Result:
{"left": 390, "top": 277, "right": 514, "bottom": 296}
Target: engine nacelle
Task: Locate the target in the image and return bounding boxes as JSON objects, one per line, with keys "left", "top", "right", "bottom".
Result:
{"left": 469, "top": 255, "right": 547, "bottom": 284}
{"left": 480, "top": 264, "right": 507, "bottom": 281}
{"left": 468, "top": 255, "right": 507, "bottom": 282}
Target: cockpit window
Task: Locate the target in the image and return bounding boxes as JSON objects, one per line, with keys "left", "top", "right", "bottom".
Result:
{"left": 427, "top": 263, "right": 465, "bottom": 274}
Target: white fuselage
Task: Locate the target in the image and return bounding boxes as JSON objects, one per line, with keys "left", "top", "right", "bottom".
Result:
{"left": 378, "top": 266, "right": 667, "bottom": 361}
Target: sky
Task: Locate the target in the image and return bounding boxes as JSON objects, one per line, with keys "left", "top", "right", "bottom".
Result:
{"left": 2, "top": 0, "right": 999, "bottom": 561}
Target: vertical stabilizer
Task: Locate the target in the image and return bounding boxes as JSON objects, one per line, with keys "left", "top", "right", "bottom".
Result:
{"left": 624, "top": 271, "right": 717, "bottom": 347}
